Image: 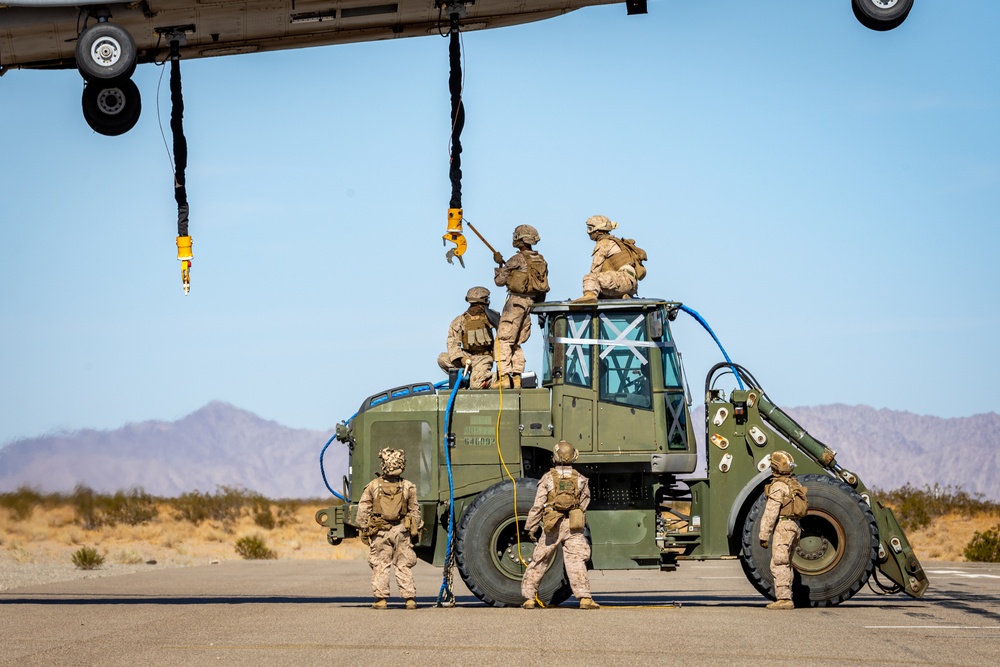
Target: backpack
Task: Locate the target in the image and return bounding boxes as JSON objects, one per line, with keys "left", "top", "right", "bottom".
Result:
{"left": 506, "top": 252, "right": 550, "bottom": 296}
{"left": 603, "top": 237, "right": 648, "bottom": 281}
{"left": 547, "top": 470, "right": 581, "bottom": 513}
{"left": 785, "top": 477, "right": 808, "bottom": 519}
{"left": 374, "top": 479, "right": 407, "bottom": 522}
{"left": 767, "top": 476, "right": 808, "bottom": 519}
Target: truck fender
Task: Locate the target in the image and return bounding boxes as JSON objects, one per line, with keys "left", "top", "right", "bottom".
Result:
{"left": 727, "top": 470, "right": 772, "bottom": 538}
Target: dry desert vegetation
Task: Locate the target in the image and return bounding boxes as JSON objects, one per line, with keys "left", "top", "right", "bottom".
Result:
{"left": 1, "top": 484, "right": 999, "bottom": 574}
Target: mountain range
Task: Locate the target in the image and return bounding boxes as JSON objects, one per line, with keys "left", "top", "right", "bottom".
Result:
{"left": 1, "top": 401, "right": 997, "bottom": 500}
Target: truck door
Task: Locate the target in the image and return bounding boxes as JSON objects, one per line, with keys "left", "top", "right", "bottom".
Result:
{"left": 595, "top": 311, "right": 660, "bottom": 452}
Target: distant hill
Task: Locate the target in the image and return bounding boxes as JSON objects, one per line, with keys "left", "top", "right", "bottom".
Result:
{"left": 1, "top": 402, "right": 997, "bottom": 500}
{"left": 0, "top": 402, "right": 343, "bottom": 499}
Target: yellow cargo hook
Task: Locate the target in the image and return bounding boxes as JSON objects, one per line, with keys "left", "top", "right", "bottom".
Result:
{"left": 176, "top": 235, "right": 193, "bottom": 295}
{"left": 443, "top": 208, "right": 467, "bottom": 268}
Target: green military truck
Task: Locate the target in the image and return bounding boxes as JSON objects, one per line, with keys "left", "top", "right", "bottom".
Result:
{"left": 316, "top": 298, "right": 928, "bottom": 607}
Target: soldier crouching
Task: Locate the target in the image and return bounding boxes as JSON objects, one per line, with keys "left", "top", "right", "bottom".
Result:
{"left": 521, "top": 441, "right": 600, "bottom": 610}
{"left": 356, "top": 448, "right": 422, "bottom": 609}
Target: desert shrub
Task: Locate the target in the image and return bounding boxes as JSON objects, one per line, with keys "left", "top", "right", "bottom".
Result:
{"left": 0, "top": 486, "right": 44, "bottom": 521}
{"left": 110, "top": 548, "right": 145, "bottom": 565}
{"left": 251, "top": 494, "right": 276, "bottom": 529}
{"left": 964, "top": 526, "right": 1000, "bottom": 563}
{"left": 72, "top": 546, "right": 105, "bottom": 570}
{"left": 72, "top": 485, "right": 100, "bottom": 530}
{"left": 172, "top": 486, "right": 255, "bottom": 525}
{"left": 234, "top": 534, "right": 277, "bottom": 560}
{"left": 102, "top": 488, "right": 159, "bottom": 526}
{"left": 874, "top": 484, "right": 999, "bottom": 531}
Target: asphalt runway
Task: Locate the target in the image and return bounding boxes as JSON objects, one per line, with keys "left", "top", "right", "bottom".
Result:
{"left": 2, "top": 559, "right": 998, "bottom": 666}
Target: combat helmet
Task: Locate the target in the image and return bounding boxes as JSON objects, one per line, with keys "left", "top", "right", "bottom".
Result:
{"left": 512, "top": 224, "right": 540, "bottom": 247}
{"left": 379, "top": 448, "right": 406, "bottom": 476}
{"left": 585, "top": 215, "right": 617, "bottom": 233}
{"left": 770, "top": 450, "right": 796, "bottom": 475}
{"left": 552, "top": 440, "right": 579, "bottom": 465}
{"left": 465, "top": 286, "right": 490, "bottom": 305}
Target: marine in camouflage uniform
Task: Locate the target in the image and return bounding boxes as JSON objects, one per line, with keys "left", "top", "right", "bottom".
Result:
{"left": 521, "top": 441, "right": 600, "bottom": 610}
{"left": 758, "top": 450, "right": 806, "bottom": 610}
{"left": 574, "top": 215, "right": 638, "bottom": 304}
{"left": 356, "top": 448, "right": 422, "bottom": 609}
{"left": 493, "top": 224, "right": 549, "bottom": 388}
{"left": 436, "top": 286, "right": 500, "bottom": 389}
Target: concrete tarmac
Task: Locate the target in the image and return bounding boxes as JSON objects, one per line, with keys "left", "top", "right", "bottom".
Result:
{"left": 2, "top": 559, "right": 998, "bottom": 666}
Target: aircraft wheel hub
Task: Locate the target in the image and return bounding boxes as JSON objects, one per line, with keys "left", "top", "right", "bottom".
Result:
{"left": 91, "top": 38, "right": 122, "bottom": 67}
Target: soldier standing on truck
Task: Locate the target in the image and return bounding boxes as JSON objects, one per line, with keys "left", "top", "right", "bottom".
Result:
{"left": 437, "top": 286, "right": 501, "bottom": 389}
{"left": 758, "top": 450, "right": 808, "bottom": 610}
{"left": 493, "top": 224, "right": 549, "bottom": 388}
{"left": 356, "top": 448, "right": 422, "bottom": 609}
{"left": 572, "top": 215, "right": 646, "bottom": 304}
{"left": 521, "top": 441, "right": 600, "bottom": 610}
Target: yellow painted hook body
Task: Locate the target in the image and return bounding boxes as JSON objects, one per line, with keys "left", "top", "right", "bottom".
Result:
{"left": 176, "top": 235, "right": 193, "bottom": 295}
{"left": 443, "top": 208, "right": 467, "bottom": 266}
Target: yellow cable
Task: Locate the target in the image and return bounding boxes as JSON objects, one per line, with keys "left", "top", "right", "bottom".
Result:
{"left": 494, "top": 322, "right": 528, "bottom": 568}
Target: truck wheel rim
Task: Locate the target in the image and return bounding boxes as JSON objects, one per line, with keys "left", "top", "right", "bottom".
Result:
{"left": 793, "top": 509, "right": 846, "bottom": 575}
{"left": 489, "top": 515, "right": 532, "bottom": 580}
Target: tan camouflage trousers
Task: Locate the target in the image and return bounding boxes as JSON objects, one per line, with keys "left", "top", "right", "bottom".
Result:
{"left": 770, "top": 519, "right": 801, "bottom": 601}
{"left": 521, "top": 520, "right": 591, "bottom": 601}
{"left": 437, "top": 352, "right": 495, "bottom": 389}
{"left": 368, "top": 523, "right": 417, "bottom": 600}
{"left": 496, "top": 294, "right": 534, "bottom": 376}
{"left": 582, "top": 269, "right": 637, "bottom": 299}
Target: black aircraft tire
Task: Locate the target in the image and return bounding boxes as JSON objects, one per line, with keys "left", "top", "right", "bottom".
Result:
{"left": 76, "top": 22, "right": 138, "bottom": 81}
{"left": 456, "top": 479, "right": 572, "bottom": 607}
{"left": 740, "top": 474, "right": 878, "bottom": 607}
{"left": 82, "top": 79, "right": 142, "bottom": 136}
{"left": 851, "top": 0, "right": 913, "bottom": 32}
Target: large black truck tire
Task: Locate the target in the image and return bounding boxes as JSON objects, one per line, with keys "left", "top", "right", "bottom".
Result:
{"left": 740, "top": 473, "right": 878, "bottom": 607}
{"left": 456, "top": 478, "right": 572, "bottom": 607}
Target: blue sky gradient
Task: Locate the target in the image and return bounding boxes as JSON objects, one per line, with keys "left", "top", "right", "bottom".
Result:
{"left": 2, "top": 1, "right": 998, "bottom": 445}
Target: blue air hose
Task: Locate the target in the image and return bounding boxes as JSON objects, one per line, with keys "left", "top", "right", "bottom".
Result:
{"left": 320, "top": 434, "right": 348, "bottom": 502}
{"left": 436, "top": 367, "right": 467, "bottom": 606}
{"left": 679, "top": 304, "right": 744, "bottom": 390}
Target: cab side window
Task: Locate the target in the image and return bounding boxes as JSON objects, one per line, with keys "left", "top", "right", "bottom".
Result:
{"left": 598, "top": 313, "right": 651, "bottom": 409}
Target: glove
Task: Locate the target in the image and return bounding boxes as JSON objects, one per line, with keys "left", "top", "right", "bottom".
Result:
{"left": 361, "top": 532, "right": 371, "bottom": 546}
{"left": 453, "top": 355, "right": 471, "bottom": 368}
{"left": 759, "top": 538, "right": 769, "bottom": 549}
{"left": 493, "top": 251, "right": 505, "bottom": 266}
{"left": 528, "top": 526, "right": 540, "bottom": 543}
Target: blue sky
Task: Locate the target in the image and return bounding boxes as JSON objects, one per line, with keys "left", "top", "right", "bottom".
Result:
{"left": 2, "top": 0, "right": 998, "bottom": 446}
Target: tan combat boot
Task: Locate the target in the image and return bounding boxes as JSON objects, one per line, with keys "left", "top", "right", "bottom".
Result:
{"left": 371, "top": 598, "right": 387, "bottom": 609}
{"left": 511, "top": 374, "right": 522, "bottom": 389}
{"left": 579, "top": 597, "right": 601, "bottom": 610}
{"left": 571, "top": 291, "right": 599, "bottom": 304}
{"left": 521, "top": 599, "right": 536, "bottom": 609}
{"left": 766, "top": 599, "right": 794, "bottom": 610}
{"left": 405, "top": 599, "right": 417, "bottom": 610}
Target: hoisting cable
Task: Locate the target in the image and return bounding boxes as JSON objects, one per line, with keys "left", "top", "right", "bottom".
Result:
{"left": 679, "top": 304, "right": 743, "bottom": 390}
{"left": 436, "top": 362, "right": 469, "bottom": 607}
{"left": 169, "top": 39, "right": 194, "bottom": 295}
{"left": 441, "top": 3, "right": 468, "bottom": 267}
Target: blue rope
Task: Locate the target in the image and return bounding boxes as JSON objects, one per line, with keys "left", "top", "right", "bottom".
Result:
{"left": 436, "top": 368, "right": 467, "bottom": 606}
{"left": 679, "top": 304, "right": 744, "bottom": 390}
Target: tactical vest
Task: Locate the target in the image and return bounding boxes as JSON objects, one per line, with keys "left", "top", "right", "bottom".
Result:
{"left": 600, "top": 236, "right": 648, "bottom": 281}
{"left": 506, "top": 252, "right": 550, "bottom": 297}
{"left": 546, "top": 469, "right": 582, "bottom": 513}
{"left": 766, "top": 475, "right": 808, "bottom": 519}
{"left": 462, "top": 311, "right": 494, "bottom": 355}
{"left": 373, "top": 479, "right": 408, "bottom": 523}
